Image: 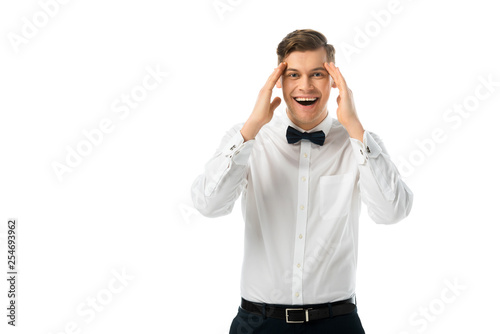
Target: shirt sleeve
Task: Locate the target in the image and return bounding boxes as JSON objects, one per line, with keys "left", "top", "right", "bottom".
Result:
{"left": 191, "top": 123, "right": 255, "bottom": 218}
{"left": 349, "top": 131, "right": 413, "bottom": 224}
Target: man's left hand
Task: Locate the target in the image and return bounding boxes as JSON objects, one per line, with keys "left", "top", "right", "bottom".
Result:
{"left": 324, "top": 62, "right": 365, "bottom": 141}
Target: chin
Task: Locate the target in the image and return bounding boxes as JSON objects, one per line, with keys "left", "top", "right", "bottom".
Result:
{"left": 287, "top": 107, "right": 327, "bottom": 129}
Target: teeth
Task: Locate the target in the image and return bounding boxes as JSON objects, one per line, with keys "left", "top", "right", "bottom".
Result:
{"left": 295, "top": 97, "right": 317, "bottom": 101}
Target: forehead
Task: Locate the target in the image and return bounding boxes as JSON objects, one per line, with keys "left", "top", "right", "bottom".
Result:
{"left": 283, "top": 48, "right": 328, "bottom": 71}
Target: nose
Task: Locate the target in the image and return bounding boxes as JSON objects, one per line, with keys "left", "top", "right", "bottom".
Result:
{"left": 298, "top": 76, "right": 314, "bottom": 91}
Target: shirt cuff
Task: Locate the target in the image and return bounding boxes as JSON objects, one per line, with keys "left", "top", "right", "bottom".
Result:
{"left": 349, "top": 131, "right": 383, "bottom": 165}
{"left": 221, "top": 130, "right": 254, "bottom": 165}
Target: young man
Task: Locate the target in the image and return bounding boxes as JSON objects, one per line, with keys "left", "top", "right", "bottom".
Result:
{"left": 191, "top": 29, "right": 413, "bottom": 333}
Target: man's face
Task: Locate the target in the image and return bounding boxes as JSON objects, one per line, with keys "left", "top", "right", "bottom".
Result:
{"left": 277, "top": 48, "right": 336, "bottom": 130}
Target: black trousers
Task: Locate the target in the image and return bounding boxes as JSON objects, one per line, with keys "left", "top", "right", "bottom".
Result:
{"left": 229, "top": 305, "right": 365, "bottom": 334}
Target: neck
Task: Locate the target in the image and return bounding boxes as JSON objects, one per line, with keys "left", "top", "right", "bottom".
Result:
{"left": 286, "top": 109, "right": 328, "bottom": 131}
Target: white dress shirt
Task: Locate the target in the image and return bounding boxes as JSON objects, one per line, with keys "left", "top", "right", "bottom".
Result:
{"left": 191, "top": 109, "right": 413, "bottom": 305}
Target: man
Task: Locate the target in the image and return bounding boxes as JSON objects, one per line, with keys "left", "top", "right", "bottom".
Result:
{"left": 191, "top": 29, "right": 413, "bottom": 333}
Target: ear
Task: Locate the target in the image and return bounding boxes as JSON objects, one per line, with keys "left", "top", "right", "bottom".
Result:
{"left": 276, "top": 77, "right": 282, "bottom": 89}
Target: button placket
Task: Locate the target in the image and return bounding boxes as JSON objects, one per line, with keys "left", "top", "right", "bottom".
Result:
{"left": 291, "top": 140, "right": 311, "bottom": 304}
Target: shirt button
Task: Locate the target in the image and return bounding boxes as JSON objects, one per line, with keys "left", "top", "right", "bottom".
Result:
{"left": 367, "top": 146, "right": 371, "bottom": 153}
{"left": 303, "top": 153, "right": 308, "bottom": 158}
{"left": 300, "top": 205, "right": 304, "bottom": 210}
{"left": 299, "top": 234, "right": 303, "bottom": 239}
{"left": 295, "top": 292, "right": 300, "bottom": 297}
{"left": 359, "top": 149, "right": 363, "bottom": 155}
{"left": 301, "top": 176, "right": 306, "bottom": 182}
{"left": 297, "top": 263, "right": 301, "bottom": 268}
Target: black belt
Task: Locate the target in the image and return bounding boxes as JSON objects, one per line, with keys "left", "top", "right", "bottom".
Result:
{"left": 240, "top": 295, "right": 356, "bottom": 324}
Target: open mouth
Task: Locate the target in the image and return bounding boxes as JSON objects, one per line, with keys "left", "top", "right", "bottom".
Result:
{"left": 294, "top": 97, "right": 318, "bottom": 106}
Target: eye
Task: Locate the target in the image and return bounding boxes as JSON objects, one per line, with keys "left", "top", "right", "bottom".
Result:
{"left": 289, "top": 73, "right": 299, "bottom": 78}
{"left": 313, "top": 72, "right": 324, "bottom": 77}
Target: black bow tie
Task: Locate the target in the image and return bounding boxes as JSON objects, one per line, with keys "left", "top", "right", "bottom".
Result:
{"left": 286, "top": 126, "right": 325, "bottom": 146}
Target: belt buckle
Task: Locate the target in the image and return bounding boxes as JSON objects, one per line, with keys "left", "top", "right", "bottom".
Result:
{"left": 285, "top": 308, "right": 311, "bottom": 324}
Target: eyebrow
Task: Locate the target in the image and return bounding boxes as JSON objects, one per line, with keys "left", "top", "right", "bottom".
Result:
{"left": 285, "top": 67, "right": 328, "bottom": 73}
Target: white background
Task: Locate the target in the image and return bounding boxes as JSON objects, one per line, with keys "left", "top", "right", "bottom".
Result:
{"left": 1, "top": 0, "right": 499, "bottom": 333}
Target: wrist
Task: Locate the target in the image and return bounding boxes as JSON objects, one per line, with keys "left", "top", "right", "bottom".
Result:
{"left": 344, "top": 121, "right": 364, "bottom": 142}
{"left": 241, "top": 118, "right": 264, "bottom": 142}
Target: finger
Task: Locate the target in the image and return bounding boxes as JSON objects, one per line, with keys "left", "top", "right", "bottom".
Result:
{"left": 266, "top": 62, "right": 287, "bottom": 88}
{"left": 324, "top": 62, "right": 338, "bottom": 84}
{"left": 331, "top": 64, "right": 349, "bottom": 93}
{"left": 264, "top": 62, "right": 287, "bottom": 90}
{"left": 327, "top": 63, "right": 344, "bottom": 93}
{"left": 270, "top": 96, "right": 282, "bottom": 113}
{"left": 323, "top": 62, "right": 336, "bottom": 80}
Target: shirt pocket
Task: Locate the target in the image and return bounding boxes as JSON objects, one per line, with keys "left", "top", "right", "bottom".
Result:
{"left": 319, "top": 172, "right": 356, "bottom": 220}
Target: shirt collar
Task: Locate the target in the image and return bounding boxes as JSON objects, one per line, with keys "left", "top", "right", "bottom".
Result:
{"left": 278, "top": 108, "right": 333, "bottom": 138}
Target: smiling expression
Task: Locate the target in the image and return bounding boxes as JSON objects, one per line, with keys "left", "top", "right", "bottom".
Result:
{"left": 276, "top": 48, "right": 336, "bottom": 130}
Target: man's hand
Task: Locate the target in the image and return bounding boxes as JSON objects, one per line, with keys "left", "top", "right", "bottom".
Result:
{"left": 324, "top": 62, "right": 365, "bottom": 142}
{"left": 240, "top": 62, "right": 287, "bottom": 142}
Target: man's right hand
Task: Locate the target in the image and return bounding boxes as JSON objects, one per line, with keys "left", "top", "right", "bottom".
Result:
{"left": 240, "top": 62, "right": 287, "bottom": 142}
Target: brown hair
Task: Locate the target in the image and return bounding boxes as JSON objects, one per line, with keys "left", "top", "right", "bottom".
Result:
{"left": 276, "top": 29, "right": 335, "bottom": 65}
